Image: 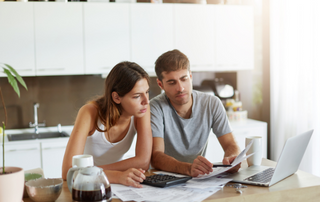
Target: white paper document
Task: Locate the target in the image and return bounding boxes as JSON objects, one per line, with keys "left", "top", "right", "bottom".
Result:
{"left": 111, "top": 183, "right": 224, "bottom": 202}
{"left": 111, "top": 140, "right": 253, "bottom": 201}
{"left": 111, "top": 172, "right": 232, "bottom": 202}
{"left": 195, "top": 140, "right": 254, "bottom": 180}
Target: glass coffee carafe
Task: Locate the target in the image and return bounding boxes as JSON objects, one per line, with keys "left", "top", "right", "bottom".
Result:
{"left": 71, "top": 166, "right": 112, "bottom": 202}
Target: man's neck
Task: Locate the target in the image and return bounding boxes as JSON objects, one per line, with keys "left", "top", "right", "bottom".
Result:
{"left": 170, "top": 94, "right": 193, "bottom": 119}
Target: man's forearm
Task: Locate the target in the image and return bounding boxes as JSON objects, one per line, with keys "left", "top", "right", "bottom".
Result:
{"left": 151, "top": 151, "right": 192, "bottom": 176}
{"left": 224, "top": 142, "right": 240, "bottom": 158}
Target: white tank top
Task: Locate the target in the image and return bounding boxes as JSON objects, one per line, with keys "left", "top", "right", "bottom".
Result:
{"left": 83, "top": 116, "right": 136, "bottom": 166}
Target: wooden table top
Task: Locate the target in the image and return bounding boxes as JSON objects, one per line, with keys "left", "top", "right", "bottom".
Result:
{"left": 23, "top": 159, "right": 320, "bottom": 202}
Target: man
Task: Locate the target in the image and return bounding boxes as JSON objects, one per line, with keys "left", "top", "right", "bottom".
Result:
{"left": 150, "top": 49, "right": 240, "bottom": 177}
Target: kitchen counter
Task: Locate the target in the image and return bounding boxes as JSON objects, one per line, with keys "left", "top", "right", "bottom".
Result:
{"left": 23, "top": 159, "right": 320, "bottom": 202}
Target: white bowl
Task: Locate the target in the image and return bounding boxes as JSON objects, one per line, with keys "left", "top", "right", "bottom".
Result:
{"left": 25, "top": 178, "right": 63, "bottom": 202}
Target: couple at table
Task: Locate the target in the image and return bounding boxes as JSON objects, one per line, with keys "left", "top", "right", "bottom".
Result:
{"left": 62, "top": 49, "right": 240, "bottom": 188}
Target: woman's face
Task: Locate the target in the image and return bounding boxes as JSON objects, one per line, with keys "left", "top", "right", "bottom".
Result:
{"left": 118, "top": 78, "right": 150, "bottom": 118}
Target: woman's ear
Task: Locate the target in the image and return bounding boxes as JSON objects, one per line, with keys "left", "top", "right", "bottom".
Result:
{"left": 112, "top": 92, "right": 121, "bottom": 104}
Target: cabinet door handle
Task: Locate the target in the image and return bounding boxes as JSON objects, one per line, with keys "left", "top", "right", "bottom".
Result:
{"left": 16, "top": 68, "right": 34, "bottom": 71}
{"left": 6, "top": 148, "right": 39, "bottom": 152}
{"left": 43, "top": 147, "right": 66, "bottom": 150}
{"left": 37, "top": 68, "right": 65, "bottom": 71}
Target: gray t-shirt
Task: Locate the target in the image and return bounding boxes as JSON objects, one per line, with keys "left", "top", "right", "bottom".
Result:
{"left": 150, "top": 90, "right": 232, "bottom": 163}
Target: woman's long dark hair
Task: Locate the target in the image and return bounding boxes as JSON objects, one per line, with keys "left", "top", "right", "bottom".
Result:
{"left": 92, "top": 61, "right": 149, "bottom": 133}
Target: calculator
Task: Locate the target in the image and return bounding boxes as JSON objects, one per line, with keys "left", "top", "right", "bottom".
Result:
{"left": 141, "top": 174, "right": 192, "bottom": 188}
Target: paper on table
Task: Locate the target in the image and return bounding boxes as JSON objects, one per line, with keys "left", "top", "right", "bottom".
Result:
{"left": 183, "top": 177, "right": 232, "bottom": 189}
{"left": 111, "top": 170, "right": 232, "bottom": 202}
{"left": 195, "top": 140, "right": 254, "bottom": 180}
{"left": 153, "top": 171, "right": 232, "bottom": 189}
{"left": 111, "top": 183, "right": 224, "bottom": 202}
{"left": 111, "top": 141, "right": 254, "bottom": 201}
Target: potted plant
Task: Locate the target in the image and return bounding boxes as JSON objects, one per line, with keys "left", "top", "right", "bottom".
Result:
{"left": 0, "top": 63, "right": 28, "bottom": 202}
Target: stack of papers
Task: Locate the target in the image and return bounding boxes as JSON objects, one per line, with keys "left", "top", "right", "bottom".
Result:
{"left": 111, "top": 141, "right": 253, "bottom": 202}
{"left": 111, "top": 176, "right": 232, "bottom": 202}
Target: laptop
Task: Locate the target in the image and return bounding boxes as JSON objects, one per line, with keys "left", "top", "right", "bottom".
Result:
{"left": 225, "top": 129, "right": 313, "bottom": 187}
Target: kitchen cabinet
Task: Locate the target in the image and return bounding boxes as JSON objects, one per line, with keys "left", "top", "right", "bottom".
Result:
{"left": 214, "top": 5, "right": 254, "bottom": 71}
{"left": 34, "top": 3, "right": 84, "bottom": 76}
{"left": 131, "top": 4, "right": 174, "bottom": 75}
{"left": 84, "top": 3, "right": 131, "bottom": 75}
{"left": 2, "top": 125, "right": 73, "bottom": 177}
{"left": 0, "top": 2, "right": 254, "bottom": 77}
{"left": 0, "top": 142, "right": 41, "bottom": 171}
{"left": 0, "top": 139, "right": 69, "bottom": 178}
{"left": 0, "top": 2, "right": 36, "bottom": 76}
{"left": 41, "top": 139, "right": 69, "bottom": 178}
{"left": 205, "top": 119, "right": 267, "bottom": 163}
{"left": 174, "top": 4, "right": 215, "bottom": 71}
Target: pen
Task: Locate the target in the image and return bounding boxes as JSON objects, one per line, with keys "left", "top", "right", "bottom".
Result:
{"left": 213, "top": 164, "right": 232, "bottom": 168}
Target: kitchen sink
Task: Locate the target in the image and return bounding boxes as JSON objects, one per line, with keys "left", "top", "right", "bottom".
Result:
{"left": 7, "top": 131, "right": 70, "bottom": 141}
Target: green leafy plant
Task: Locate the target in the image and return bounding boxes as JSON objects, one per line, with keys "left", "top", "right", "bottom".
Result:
{"left": 1, "top": 63, "right": 28, "bottom": 174}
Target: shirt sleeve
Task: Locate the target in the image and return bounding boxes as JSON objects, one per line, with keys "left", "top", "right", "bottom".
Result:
{"left": 211, "top": 96, "right": 233, "bottom": 138}
{"left": 150, "top": 99, "right": 165, "bottom": 138}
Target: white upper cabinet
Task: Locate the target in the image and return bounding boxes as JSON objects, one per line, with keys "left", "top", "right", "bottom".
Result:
{"left": 131, "top": 4, "right": 174, "bottom": 75}
{"left": 174, "top": 4, "right": 215, "bottom": 71}
{"left": 0, "top": 3, "right": 35, "bottom": 77}
{"left": 34, "top": 3, "right": 84, "bottom": 76}
{"left": 0, "top": 3, "right": 254, "bottom": 76}
{"left": 215, "top": 6, "right": 254, "bottom": 71}
{"left": 84, "top": 3, "right": 130, "bottom": 75}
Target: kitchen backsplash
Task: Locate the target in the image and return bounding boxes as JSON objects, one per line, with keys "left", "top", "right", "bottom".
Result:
{"left": 0, "top": 72, "right": 235, "bottom": 129}
{"left": 0, "top": 75, "right": 160, "bottom": 129}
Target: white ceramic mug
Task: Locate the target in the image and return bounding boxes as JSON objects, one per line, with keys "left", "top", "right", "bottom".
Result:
{"left": 245, "top": 136, "right": 262, "bottom": 167}
{"left": 72, "top": 154, "right": 94, "bottom": 168}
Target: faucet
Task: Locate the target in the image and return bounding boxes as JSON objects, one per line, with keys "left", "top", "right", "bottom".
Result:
{"left": 29, "top": 103, "right": 46, "bottom": 134}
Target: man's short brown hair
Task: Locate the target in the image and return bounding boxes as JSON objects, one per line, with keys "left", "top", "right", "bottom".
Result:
{"left": 155, "top": 49, "right": 190, "bottom": 81}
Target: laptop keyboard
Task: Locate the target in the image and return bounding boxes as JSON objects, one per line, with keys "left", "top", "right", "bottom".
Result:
{"left": 244, "top": 168, "right": 275, "bottom": 184}
{"left": 142, "top": 174, "right": 192, "bottom": 188}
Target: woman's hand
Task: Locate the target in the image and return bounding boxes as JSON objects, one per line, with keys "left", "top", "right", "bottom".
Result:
{"left": 118, "top": 168, "right": 146, "bottom": 188}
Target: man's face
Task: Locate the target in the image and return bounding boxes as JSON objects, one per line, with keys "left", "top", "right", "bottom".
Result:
{"left": 157, "top": 69, "right": 193, "bottom": 107}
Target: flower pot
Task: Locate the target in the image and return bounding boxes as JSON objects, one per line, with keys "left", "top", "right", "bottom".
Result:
{"left": 0, "top": 167, "right": 24, "bottom": 202}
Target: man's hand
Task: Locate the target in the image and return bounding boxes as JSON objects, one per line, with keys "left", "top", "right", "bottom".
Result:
{"left": 223, "top": 155, "right": 241, "bottom": 173}
{"left": 118, "top": 168, "right": 146, "bottom": 188}
{"left": 190, "top": 156, "right": 213, "bottom": 177}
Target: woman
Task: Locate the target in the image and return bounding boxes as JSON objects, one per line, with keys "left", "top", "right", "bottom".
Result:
{"left": 62, "top": 61, "right": 152, "bottom": 188}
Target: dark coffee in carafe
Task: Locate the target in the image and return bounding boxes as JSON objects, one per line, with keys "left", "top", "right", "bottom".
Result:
{"left": 72, "top": 186, "right": 112, "bottom": 202}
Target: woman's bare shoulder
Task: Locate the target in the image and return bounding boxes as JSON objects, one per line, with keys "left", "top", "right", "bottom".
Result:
{"left": 78, "top": 103, "right": 98, "bottom": 118}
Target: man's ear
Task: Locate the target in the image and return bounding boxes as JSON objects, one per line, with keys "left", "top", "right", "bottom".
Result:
{"left": 156, "top": 78, "right": 164, "bottom": 90}
{"left": 112, "top": 92, "right": 121, "bottom": 104}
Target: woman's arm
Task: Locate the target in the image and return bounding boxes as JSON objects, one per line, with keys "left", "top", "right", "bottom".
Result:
{"left": 104, "top": 169, "right": 145, "bottom": 188}
{"left": 61, "top": 104, "right": 97, "bottom": 180}
{"left": 99, "top": 105, "right": 152, "bottom": 171}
